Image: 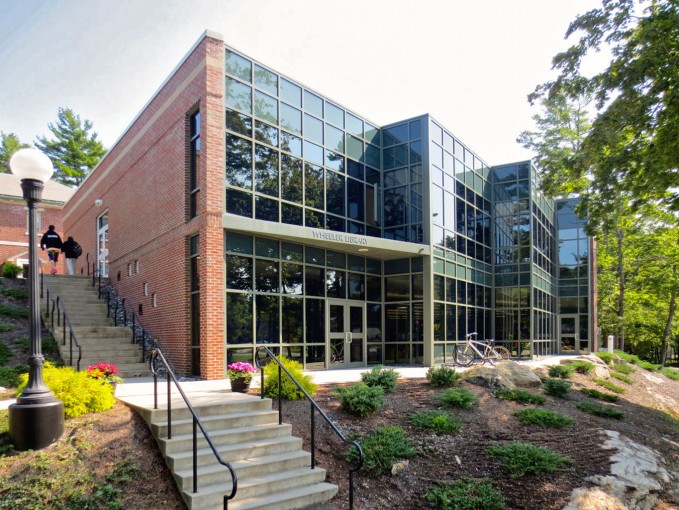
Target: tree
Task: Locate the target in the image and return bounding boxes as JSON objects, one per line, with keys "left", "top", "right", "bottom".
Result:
{"left": 35, "top": 108, "right": 106, "bottom": 187}
{"left": 0, "top": 132, "right": 30, "bottom": 173}
{"left": 529, "top": 0, "right": 679, "bottom": 221}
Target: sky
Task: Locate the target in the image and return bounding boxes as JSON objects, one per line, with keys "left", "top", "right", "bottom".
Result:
{"left": 0, "top": 0, "right": 607, "bottom": 166}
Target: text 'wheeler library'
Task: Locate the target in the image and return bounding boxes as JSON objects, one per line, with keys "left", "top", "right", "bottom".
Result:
{"left": 65, "top": 31, "right": 595, "bottom": 379}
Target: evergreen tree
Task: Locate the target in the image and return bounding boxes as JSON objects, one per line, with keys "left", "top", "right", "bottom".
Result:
{"left": 35, "top": 107, "right": 106, "bottom": 187}
{"left": 0, "top": 132, "right": 30, "bottom": 173}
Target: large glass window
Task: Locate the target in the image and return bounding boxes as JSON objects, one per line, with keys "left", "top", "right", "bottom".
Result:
{"left": 226, "top": 255, "right": 252, "bottom": 290}
{"left": 226, "top": 135, "right": 252, "bottom": 189}
{"left": 227, "top": 293, "right": 253, "bottom": 344}
{"left": 281, "top": 155, "right": 303, "bottom": 203}
{"left": 280, "top": 78, "right": 301, "bottom": 107}
{"left": 254, "top": 64, "right": 277, "bottom": 95}
{"left": 225, "top": 77, "right": 252, "bottom": 113}
{"left": 304, "top": 164, "right": 324, "bottom": 209}
{"left": 326, "top": 171, "right": 345, "bottom": 216}
{"left": 225, "top": 50, "right": 251, "bottom": 81}
{"left": 254, "top": 144, "right": 279, "bottom": 197}
{"left": 254, "top": 91, "right": 278, "bottom": 124}
{"left": 256, "top": 295, "right": 279, "bottom": 343}
{"left": 282, "top": 297, "right": 303, "bottom": 342}
{"left": 304, "top": 114, "right": 323, "bottom": 144}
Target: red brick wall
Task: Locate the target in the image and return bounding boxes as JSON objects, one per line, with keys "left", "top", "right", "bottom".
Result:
{"left": 0, "top": 199, "right": 66, "bottom": 274}
{"left": 63, "top": 33, "right": 225, "bottom": 379}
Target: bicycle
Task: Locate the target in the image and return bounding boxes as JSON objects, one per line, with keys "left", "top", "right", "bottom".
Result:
{"left": 453, "top": 332, "right": 511, "bottom": 367}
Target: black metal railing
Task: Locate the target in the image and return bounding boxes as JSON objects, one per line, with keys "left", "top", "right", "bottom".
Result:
{"left": 149, "top": 349, "right": 237, "bottom": 509}
{"left": 89, "top": 264, "right": 157, "bottom": 363}
{"left": 255, "top": 346, "right": 363, "bottom": 510}
{"left": 41, "top": 272, "right": 83, "bottom": 371}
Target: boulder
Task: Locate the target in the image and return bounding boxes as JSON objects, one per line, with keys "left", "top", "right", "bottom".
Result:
{"left": 463, "top": 361, "right": 542, "bottom": 390}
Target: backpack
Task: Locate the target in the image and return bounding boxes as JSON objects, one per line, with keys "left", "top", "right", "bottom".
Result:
{"left": 73, "top": 242, "right": 83, "bottom": 258}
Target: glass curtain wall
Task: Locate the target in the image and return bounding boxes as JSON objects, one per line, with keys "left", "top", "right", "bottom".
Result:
{"left": 556, "top": 198, "right": 590, "bottom": 353}
{"left": 224, "top": 48, "right": 382, "bottom": 237}
{"left": 430, "top": 119, "right": 493, "bottom": 364}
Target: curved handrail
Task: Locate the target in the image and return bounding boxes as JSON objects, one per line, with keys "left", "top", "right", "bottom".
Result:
{"left": 255, "top": 346, "right": 363, "bottom": 510}
{"left": 42, "top": 276, "right": 83, "bottom": 371}
{"left": 149, "top": 349, "right": 237, "bottom": 509}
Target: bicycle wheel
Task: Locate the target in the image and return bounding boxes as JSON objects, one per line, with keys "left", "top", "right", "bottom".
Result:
{"left": 487, "top": 346, "right": 511, "bottom": 365}
{"left": 454, "top": 344, "right": 474, "bottom": 367}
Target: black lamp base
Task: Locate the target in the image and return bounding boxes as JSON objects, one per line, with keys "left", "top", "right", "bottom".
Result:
{"left": 8, "top": 401, "right": 64, "bottom": 451}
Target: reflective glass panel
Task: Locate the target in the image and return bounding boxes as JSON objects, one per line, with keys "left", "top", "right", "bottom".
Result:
{"left": 280, "top": 131, "right": 302, "bottom": 157}
{"left": 226, "top": 189, "right": 252, "bottom": 217}
{"left": 281, "top": 203, "right": 303, "bottom": 225}
{"left": 325, "top": 151, "right": 344, "bottom": 173}
{"left": 225, "top": 109, "right": 252, "bottom": 136}
{"left": 254, "top": 64, "right": 277, "bottom": 95}
{"left": 255, "top": 121, "right": 278, "bottom": 147}
{"left": 305, "top": 266, "right": 325, "bottom": 296}
{"left": 254, "top": 91, "right": 277, "bottom": 124}
{"left": 326, "top": 270, "right": 346, "bottom": 298}
{"left": 225, "top": 50, "right": 251, "bottom": 81}
{"left": 255, "top": 259, "right": 279, "bottom": 292}
{"left": 282, "top": 297, "right": 303, "bottom": 342}
{"left": 346, "top": 135, "right": 363, "bottom": 162}
{"left": 281, "top": 155, "right": 303, "bottom": 203}
{"left": 255, "top": 196, "right": 279, "bottom": 222}
{"left": 304, "top": 90, "right": 323, "bottom": 117}
{"left": 280, "top": 78, "right": 301, "bottom": 107}
{"left": 225, "top": 77, "right": 252, "bottom": 113}
{"left": 226, "top": 232, "right": 252, "bottom": 254}
{"left": 226, "top": 255, "right": 252, "bottom": 290}
{"left": 365, "top": 123, "right": 379, "bottom": 145}
{"left": 346, "top": 113, "right": 363, "bottom": 137}
{"left": 325, "top": 102, "right": 344, "bottom": 127}
{"left": 325, "top": 124, "right": 344, "bottom": 153}
{"left": 305, "top": 298, "right": 325, "bottom": 343}
{"left": 280, "top": 104, "right": 302, "bottom": 135}
{"left": 385, "top": 275, "right": 410, "bottom": 301}
{"left": 304, "top": 141, "right": 324, "bottom": 165}
{"left": 304, "top": 114, "right": 323, "bottom": 144}
{"left": 227, "top": 293, "right": 252, "bottom": 344}
{"left": 347, "top": 159, "right": 364, "bottom": 180}
{"left": 304, "top": 163, "right": 324, "bottom": 209}
{"left": 256, "top": 295, "right": 279, "bottom": 343}
{"left": 226, "top": 135, "right": 252, "bottom": 189}
{"left": 326, "top": 171, "right": 345, "bottom": 216}
{"left": 347, "top": 179, "right": 364, "bottom": 221}
{"left": 254, "top": 144, "right": 279, "bottom": 197}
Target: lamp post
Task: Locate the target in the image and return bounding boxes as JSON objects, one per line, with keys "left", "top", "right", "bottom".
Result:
{"left": 8, "top": 148, "right": 64, "bottom": 451}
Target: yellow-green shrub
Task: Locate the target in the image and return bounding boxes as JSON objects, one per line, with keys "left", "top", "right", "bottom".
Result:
{"left": 18, "top": 363, "right": 115, "bottom": 418}
{"left": 263, "top": 356, "right": 317, "bottom": 400}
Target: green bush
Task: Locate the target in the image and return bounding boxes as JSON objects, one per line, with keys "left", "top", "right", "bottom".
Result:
{"left": 0, "top": 366, "right": 23, "bottom": 388}
{"left": 346, "top": 426, "right": 416, "bottom": 475}
{"left": 1, "top": 288, "right": 28, "bottom": 299}
{"left": 0, "top": 322, "right": 16, "bottom": 332}
{"left": 576, "top": 402, "right": 624, "bottom": 420}
{"left": 334, "top": 382, "right": 384, "bottom": 416}
{"left": 593, "top": 377, "right": 626, "bottom": 394}
{"left": 360, "top": 365, "right": 399, "bottom": 393}
{"left": 1, "top": 262, "right": 23, "bottom": 279}
{"left": 636, "top": 360, "right": 661, "bottom": 372}
{"left": 262, "top": 355, "right": 317, "bottom": 400}
{"left": 0, "top": 303, "right": 28, "bottom": 318}
{"left": 543, "top": 378, "right": 571, "bottom": 398}
{"left": 660, "top": 368, "right": 679, "bottom": 381}
{"left": 410, "top": 410, "right": 462, "bottom": 434}
{"left": 595, "top": 352, "right": 614, "bottom": 365}
{"left": 580, "top": 388, "right": 620, "bottom": 403}
{"left": 426, "top": 478, "right": 505, "bottom": 510}
{"left": 614, "top": 351, "right": 640, "bottom": 364}
{"left": 612, "top": 363, "right": 636, "bottom": 375}
{"left": 17, "top": 364, "right": 115, "bottom": 418}
{"left": 438, "top": 387, "right": 478, "bottom": 409}
{"left": 486, "top": 442, "right": 571, "bottom": 478}
{"left": 514, "top": 408, "right": 573, "bottom": 428}
{"left": 426, "top": 365, "right": 462, "bottom": 388}
{"left": 0, "top": 342, "right": 12, "bottom": 366}
{"left": 610, "top": 372, "right": 633, "bottom": 385}
{"left": 569, "top": 361, "right": 595, "bottom": 375}
{"left": 548, "top": 365, "right": 574, "bottom": 379}
{"left": 495, "top": 389, "right": 546, "bottom": 405}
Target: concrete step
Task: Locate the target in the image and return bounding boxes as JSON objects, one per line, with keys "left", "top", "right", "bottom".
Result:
{"left": 152, "top": 410, "right": 280, "bottom": 438}
{"left": 159, "top": 423, "right": 292, "bottom": 455}
{"left": 167, "top": 436, "right": 303, "bottom": 471}
{"left": 229, "top": 483, "right": 338, "bottom": 510}
{"left": 184, "top": 468, "right": 329, "bottom": 509}
{"left": 142, "top": 398, "right": 273, "bottom": 423}
{"left": 174, "top": 449, "right": 312, "bottom": 491}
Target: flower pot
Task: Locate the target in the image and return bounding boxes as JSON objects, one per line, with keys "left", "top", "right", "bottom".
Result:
{"left": 230, "top": 376, "right": 251, "bottom": 393}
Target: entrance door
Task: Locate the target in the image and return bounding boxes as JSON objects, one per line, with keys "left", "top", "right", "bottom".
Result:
{"left": 327, "top": 300, "right": 365, "bottom": 368}
{"left": 559, "top": 315, "right": 579, "bottom": 354}
{"left": 97, "top": 213, "right": 109, "bottom": 277}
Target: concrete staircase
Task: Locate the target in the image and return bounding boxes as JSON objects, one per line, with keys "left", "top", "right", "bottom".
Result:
{"left": 41, "top": 274, "right": 151, "bottom": 378}
{"left": 120, "top": 386, "right": 338, "bottom": 510}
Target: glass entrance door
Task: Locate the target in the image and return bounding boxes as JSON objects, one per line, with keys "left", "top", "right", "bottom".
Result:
{"left": 559, "top": 315, "right": 579, "bottom": 354}
{"left": 97, "top": 213, "right": 109, "bottom": 277}
{"left": 327, "top": 300, "right": 365, "bottom": 368}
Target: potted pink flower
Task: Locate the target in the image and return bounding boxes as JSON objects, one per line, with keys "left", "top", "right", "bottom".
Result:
{"left": 86, "top": 362, "right": 124, "bottom": 388}
{"left": 227, "top": 361, "right": 256, "bottom": 393}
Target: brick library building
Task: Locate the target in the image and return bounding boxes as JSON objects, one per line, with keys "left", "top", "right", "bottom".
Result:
{"left": 63, "top": 31, "right": 596, "bottom": 380}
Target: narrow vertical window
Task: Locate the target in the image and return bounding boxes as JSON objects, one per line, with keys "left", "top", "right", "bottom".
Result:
{"left": 188, "top": 110, "right": 200, "bottom": 219}
{"left": 189, "top": 235, "right": 201, "bottom": 376}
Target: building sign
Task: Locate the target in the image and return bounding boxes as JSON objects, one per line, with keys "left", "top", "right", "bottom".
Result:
{"left": 311, "top": 230, "right": 369, "bottom": 245}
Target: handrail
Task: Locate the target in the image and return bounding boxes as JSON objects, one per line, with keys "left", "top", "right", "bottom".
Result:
{"left": 149, "top": 349, "right": 237, "bottom": 509}
{"left": 41, "top": 273, "right": 83, "bottom": 371}
{"left": 92, "top": 267, "right": 155, "bottom": 363}
{"left": 255, "top": 346, "right": 363, "bottom": 510}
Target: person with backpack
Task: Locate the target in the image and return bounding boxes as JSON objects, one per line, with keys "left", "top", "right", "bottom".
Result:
{"left": 40, "top": 225, "right": 63, "bottom": 274}
{"left": 61, "top": 236, "right": 82, "bottom": 275}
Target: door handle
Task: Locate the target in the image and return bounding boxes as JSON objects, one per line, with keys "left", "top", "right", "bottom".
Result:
{"left": 345, "top": 332, "right": 352, "bottom": 343}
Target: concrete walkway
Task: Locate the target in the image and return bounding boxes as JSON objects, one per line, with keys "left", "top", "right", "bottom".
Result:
{"left": 1, "top": 355, "right": 575, "bottom": 411}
